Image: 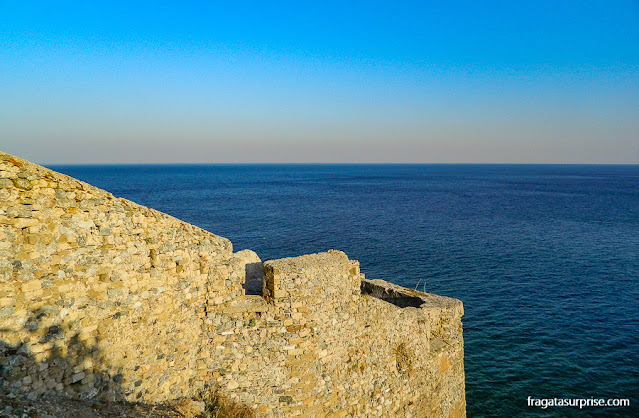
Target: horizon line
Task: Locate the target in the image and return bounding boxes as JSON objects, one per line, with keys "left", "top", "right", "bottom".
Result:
{"left": 44, "top": 161, "right": 639, "bottom": 167}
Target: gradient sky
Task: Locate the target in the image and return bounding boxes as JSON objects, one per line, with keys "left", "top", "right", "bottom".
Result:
{"left": 1, "top": 1, "right": 638, "bottom": 164}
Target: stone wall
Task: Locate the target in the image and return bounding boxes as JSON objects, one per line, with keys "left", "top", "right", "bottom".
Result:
{"left": 0, "top": 152, "right": 239, "bottom": 402}
{"left": 0, "top": 151, "right": 465, "bottom": 417}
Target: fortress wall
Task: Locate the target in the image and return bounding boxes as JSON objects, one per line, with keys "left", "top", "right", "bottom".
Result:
{"left": 189, "top": 251, "right": 465, "bottom": 417}
{"left": 235, "top": 252, "right": 465, "bottom": 416}
{"left": 0, "top": 152, "right": 237, "bottom": 401}
{"left": 0, "top": 151, "right": 465, "bottom": 417}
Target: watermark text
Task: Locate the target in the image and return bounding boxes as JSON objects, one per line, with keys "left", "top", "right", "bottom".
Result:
{"left": 527, "top": 396, "right": 630, "bottom": 409}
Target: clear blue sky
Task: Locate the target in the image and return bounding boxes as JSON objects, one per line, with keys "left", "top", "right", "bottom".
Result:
{"left": 1, "top": 0, "right": 638, "bottom": 163}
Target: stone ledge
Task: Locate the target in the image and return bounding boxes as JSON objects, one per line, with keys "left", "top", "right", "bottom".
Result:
{"left": 362, "top": 278, "right": 464, "bottom": 315}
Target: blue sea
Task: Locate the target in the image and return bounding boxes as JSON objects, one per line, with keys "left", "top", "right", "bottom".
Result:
{"left": 51, "top": 164, "right": 639, "bottom": 417}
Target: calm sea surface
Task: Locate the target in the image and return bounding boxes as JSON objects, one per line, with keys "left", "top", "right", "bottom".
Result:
{"left": 50, "top": 164, "right": 639, "bottom": 417}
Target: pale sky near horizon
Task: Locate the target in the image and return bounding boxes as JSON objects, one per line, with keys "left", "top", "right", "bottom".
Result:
{"left": 1, "top": 1, "right": 638, "bottom": 164}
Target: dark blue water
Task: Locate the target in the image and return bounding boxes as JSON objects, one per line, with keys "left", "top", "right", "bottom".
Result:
{"left": 50, "top": 164, "right": 639, "bottom": 417}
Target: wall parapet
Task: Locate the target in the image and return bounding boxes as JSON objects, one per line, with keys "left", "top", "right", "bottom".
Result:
{"left": 262, "top": 250, "right": 360, "bottom": 305}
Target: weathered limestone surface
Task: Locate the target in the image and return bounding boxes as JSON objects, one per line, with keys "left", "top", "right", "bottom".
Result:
{"left": 0, "top": 151, "right": 465, "bottom": 417}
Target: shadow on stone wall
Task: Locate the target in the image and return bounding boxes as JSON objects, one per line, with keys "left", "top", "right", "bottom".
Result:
{"left": 0, "top": 308, "right": 125, "bottom": 402}
{"left": 243, "top": 262, "right": 264, "bottom": 296}
{"left": 361, "top": 279, "right": 425, "bottom": 308}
